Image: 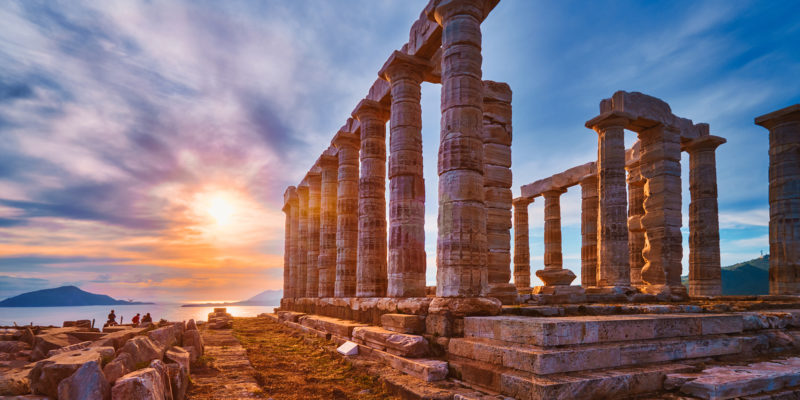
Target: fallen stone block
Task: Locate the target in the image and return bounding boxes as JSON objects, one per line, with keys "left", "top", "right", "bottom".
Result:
{"left": 47, "top": 341, "right": 91, "bottom": 358}
{"left": 166, "top": 362, "right": 188, "bottom": 400}
{"left": 299, "top": 315, "right": 367, "bottom": 338}
{"left": 0, "top": 366, "right": 32, "bottom": 395}
{"left": 103, "top": 352, "right": 135, "bottom": 385}
{"left": 182, "top": 329, "right": 204, "bottom": 357}
{"left": 30, "top": 327, "right": 83, "bottom": 361}
{"left": 186, "top": 319, "right": 197, "bottom": 331}
{"left": 111, "top": 367, "right": 167, "bottom": 400}
{"left": 352, "top": 326, "right": 429, "bottom": 358}
{"left": 116, "top": 336, "right": 163, "bottom": 366}
{"left": 277, "top": 311, "right": 306, "bottom": 322}
{"left": 149, "top": 359, "right": 173, "bottom": 400}
{"left": 673, "top": 357, "right": 800, "bottom": 399}
{"left": 368, "top": 345, "right": 448, "bottom": 382}
{"left": 148, "top": 325, "right": 179, "bottom": 352}
{"left": 29, "top": 347, "right": 104, "bottom": 398}
{"left": 57, "top": 360, "right": 110, "bottom": 400}
{"left": 337, "top": 341, "right": 359, "bottom": 356}
{"left": 381, "top": 314, "right": 425, "bottom": 334}
{"left": 92, "top": 327, "right": 145, "bottom": 350}
{"left": 166, "top": 346, "right": 190, "bottom": 375}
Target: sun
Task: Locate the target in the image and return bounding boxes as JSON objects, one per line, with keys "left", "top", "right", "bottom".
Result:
{"left": 205, "top": 193, "right": 235, "bottom": 226}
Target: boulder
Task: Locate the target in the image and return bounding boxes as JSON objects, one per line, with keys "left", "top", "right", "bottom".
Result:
{"left": 30, "top": 327, "right": 82, "bottom": 361}
{"left": 0, "top": 366, "right": 31, "bottom": 395}
{"left": 182, "top": 329, "right": 204, "bottom": 357}
{"left": 183, "top": 346, "right": 198, "bottom": 363}
{"left": 103, "top": 352, "right": 135, "bottom": 385}
{"left": 148, "top": 326, "right": 179, "bottom": 352}
{"left": 165, "top": 347, "right": 190, "bottom": 374}
{"left": 0, "top": 341, "right": 28, "bottom": 354}
{"left": 166, "top": 362, "right": 187, "bottom": 400}
{"left": 149, "top": 359, "right": 173, "bottom": 400}
{"left": 116, "top": 336, "right": 162, "bottom": 366}
{"left": 57, "top": 360, "right": 110, "bottom": 400}
{"left": 93, "top": 327, "right": 144, "bottom": 350}
{"left": 29, "top": 347, "right": 104, "bottom": 398}
{"left": 111, "top": 367, "right": 167, "bottom": 400}
{"left": 186, "top": 319, "right": 197, "bottom": 331}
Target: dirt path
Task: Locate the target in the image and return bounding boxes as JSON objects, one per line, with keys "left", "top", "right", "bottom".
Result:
{"left": 187, "top": 326, "right": 262, "bottom": 399}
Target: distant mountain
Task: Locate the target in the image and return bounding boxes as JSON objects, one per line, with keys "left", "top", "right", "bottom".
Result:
{"left": 181, "top": 289, "right": 282, "bottom": 307}
{"left": 0, "top": 285, "right": 153, "bottom": 307}
{"left": 681, "top": 255, "right": 769, "bottom": 295}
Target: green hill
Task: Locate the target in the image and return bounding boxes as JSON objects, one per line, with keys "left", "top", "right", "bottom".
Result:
{"left": 681, "top": 255, "right": 769, "bottom": 295}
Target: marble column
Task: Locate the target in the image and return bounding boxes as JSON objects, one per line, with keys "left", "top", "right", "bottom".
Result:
{"left": 432, "top": 0, "right": 489, "bottom": 299}
{"left": 282, "top": 186, "right": 297, "bottom": 298}
{"left": 587, "top": 112, "right": 632, "bottom": 289}
{"left": 306, "top": 171, "right": 321, "bottom": 298}
{"left": 626, "top": 148, "right": 646, "bottom": 287}
{"left": 288, "top": 188, "right": 300, "bottom": 299}
{"left": 684, "top": 134, "right": 725, "bottom": 297}
{"left": 352, "top": 99, "right": 390, "bottom": 298}
{"left": 296, "top": 184, "right": 309, "bottom": 298}
{"left": 482, "top": 80, "right": 516, "bottom": 303}
{"left": 638, "top": 124, "right": 685, "bottom": 296}
{"left": 318, "top": 154, "right": 338, "bottom": 298}
{"left": 755, "top": 104, "right": 800, "bottom": 294}
{"left": 379, "top": 51, "right": 429, "bottom": 298}
{"left": 535, "top": 188, "right": 576, "bottom": 286}
{"left": 333, "top": 131, "right": 360, "bottom": 298}
{"left": 579, "top": 173, "right": 598, "bottom": 287}
{"left": 512, "top": 197, "right": 533, "bottom": 293}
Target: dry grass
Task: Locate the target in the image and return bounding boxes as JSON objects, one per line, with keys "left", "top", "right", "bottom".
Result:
{"left": 232, "top": 317, "right": 399, "bottom": 400}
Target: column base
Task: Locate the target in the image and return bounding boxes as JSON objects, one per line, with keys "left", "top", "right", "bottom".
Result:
{"left": 531, "top": 285, "right": 587, "bottom": 303}
{"left": 688, "top": 281, "right": 722, "bottom": 297}
{"left": 486, "top": 283, "right": 519, "bottom": 305}
{"left": 428, "top": 297, "right": 502, "bottom": 316}
{"left": 639, "top": 284, "right": 690, "bottom": 301}
{"left": 535, "top": 268, "right": 577, "bottom": 286}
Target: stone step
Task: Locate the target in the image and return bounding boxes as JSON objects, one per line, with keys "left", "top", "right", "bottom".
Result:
{"left": 448, "top": 355, "right": 693, "bottom": 400}
{"left": 297, "top": 314, "right": 368, "bottom": 339}
{"left": 666, "top": 357, "right": 800, "bottom": 400}
{"left": 449, "top": 334, "right": 745, "bottom": 375}
{"left": 352, "top": 326, "right": 429, "bottom": 358}
{"left": 464, "top": 313, "right": 743, "bottom": 346}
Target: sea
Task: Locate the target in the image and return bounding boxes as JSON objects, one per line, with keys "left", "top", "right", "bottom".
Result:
{"left": 0, "top": 304, "right": 279, "bottom": 327}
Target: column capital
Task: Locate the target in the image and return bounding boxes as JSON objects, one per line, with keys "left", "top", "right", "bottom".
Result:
{"left": 332, "top": 130, "right": 360, "bottom": 150}
{"left": 542, "top": 187, "right": 567, "bottom": 198}
{"left": 512, "top": 196, "right": 534, "bottom": 208}
{"left": 296, "top": 184, "right": 309, "bottom": 198}
{"left": 378, "top": 50, "right": 434, "bottom": 83}
{"left": 755, "top": 104, "right": 800, "bottom": 130}
{"left": 282, "top": 186, "right": 297, "bottom": 212}
{"left": 351, "top": 99, "right": 390, "bottom": 123}
{"left": 579, "top": 173, "right": 597, "bottom": 188}
{"left": 683, "top": 135, "right": 726, "bottom": 153}
{"left": 318, "top": 154, "right": 338, "bottom": 170}
{"left": 429, "top": 0, "right": 497, "bottom": 25}
{"left": 585, "top": 110, "right": 635, "bottom": 132}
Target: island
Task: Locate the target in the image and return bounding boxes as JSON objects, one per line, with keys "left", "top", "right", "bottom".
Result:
{"left": 0, "top": 285, "right": 154, "bottom": 307}
{"left": 181, "top": 289, "right": 282, "bottom": 307}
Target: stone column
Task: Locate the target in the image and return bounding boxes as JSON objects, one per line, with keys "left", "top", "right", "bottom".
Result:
{"left": 352, "top": 99, "right": 390, "bottom": 298}
{"left": 535, "top": 188, "right": 576, "bottom": 286}
{"left": 626, "top": 147, "right": 646, "bottom": 287}
{"left": 379, "top": 51, "right": 429, "bottom": 298}
{"left": 756, "top": 104, "right": 800, "bottom": 294}
{"left": 288, "top": 188, "right": 300, "bottom": 299}
{"left": 580, "top": 173, "right": 598, "bottom": 287}
{"left": 684, "top": 134, "right": 725, "bottom": 297}
{"left": 296, "top": 184, "right": 309, "bottom": 298}
{"left": 282, "top": 187, "right": 297, "bottom": 299}
{"left": 318, "top": 154, "right": 338, "bottom": 298}
{"left": 306, "top": 171, "right": 321, "bottom": 298}
{"left": 586, "top": 112, "right": 632, "bottom": 290}
{"left": 638, "top": 124, "right": 685, "bottom": 296}
{"left": 512, "top": 197, "right": 533, "bottom": 293}
{"left": 333, "top": 131, "right": 360, "bottom": 298}
{"left": 482, "top": 80, "right": 516, "bottom": 304}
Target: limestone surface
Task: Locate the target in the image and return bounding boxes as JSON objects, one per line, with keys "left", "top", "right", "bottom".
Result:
{"left": 333, "top": 131, "right": 360, "bottom": 298}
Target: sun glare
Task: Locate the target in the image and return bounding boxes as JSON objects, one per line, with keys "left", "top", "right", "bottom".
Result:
{"left": 206, "top": 193, "right": 235, "bottom": 225}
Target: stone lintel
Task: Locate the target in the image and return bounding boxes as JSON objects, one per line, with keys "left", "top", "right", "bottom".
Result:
{"left": 594, "top": 90, "right": 702, "bottom": 139}
{"left": 520, "top": 162, "right": 595, "bottom": 198}
{"left": 332, "top": 130, "right": 360, "bottom": 150}
{"left": 682, "top": 135, "right": 727, "bottom": 153}
{"left": 351, "top": 98, "right": 390, "bottom": 122}
{"left": 755, "top": 104, "right": 800, "bottom": 129}
{"left": 378, "top": 50, "right": 435, "bottom": 83}
{"left": 282, "top": 186, "right": 297, "bottom": 211}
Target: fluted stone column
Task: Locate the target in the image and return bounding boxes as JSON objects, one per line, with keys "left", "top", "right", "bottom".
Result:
{"left": 282, "top": 186, "right": 297, "bottom": 299}
{"left": 333, "top": 131, "right": 360, "bottom": 298}
{"left": 685, "top": 134, "right": 725, "bottom": 297}
{"left": 580, "top": 174, "right": 598, "bottom": 287}
{"left": 587, "top": 112, "right": 632, "bottom": 290}
{"left": 288, "top": 188, "right": 300, "bottom": 299}
{"left": 755, "top": 104, "right": 800, "bottom": 295}
{"left": 482, "top": 80, "right": 516, "bottom": 303}
{"left": 379, "top": 51, "right": 429, "bottom": 298}
{"left": 432, "top": 0, "right": 489, "bottom": 300}
{"left": 296, "top": 185, "right": 309, "bottom": 298}
{"left": 318, "top": 154, "right": 338, "bottom": 298}
{"left": 513, "top": 197, "right": 533, "bottom": 293}
{"left": 306, "top": 171, "right": 321, "bottom": 298}
{"left": 535, "top": 188, "right": 576, "bottom": 286}
{"left": 626, "top": 149, "right": 646, "bottom": 287}
{"left": 638, "top": 124, "right": 685, "bottom": 296}
{"left": 352, "top": 99, "right": 390, "bottom": 298}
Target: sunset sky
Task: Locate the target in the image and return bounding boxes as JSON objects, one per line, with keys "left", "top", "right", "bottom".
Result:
{"left": 1, "top": 1, "right": 799, "bottom": 302}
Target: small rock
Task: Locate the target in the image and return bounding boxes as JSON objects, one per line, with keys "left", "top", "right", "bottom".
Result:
{"left": 57, "top": 360, "right": 110, "bottom": 400}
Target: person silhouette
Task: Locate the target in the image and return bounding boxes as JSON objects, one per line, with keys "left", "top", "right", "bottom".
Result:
{"left": 106, "top": 309, "right": 117, "bottom": 326}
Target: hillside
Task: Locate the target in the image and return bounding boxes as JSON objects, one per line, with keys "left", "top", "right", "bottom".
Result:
{"left": 0, "top": 285, "right": 153, "bottom": 307}
{"left": 181, "top": 289, "right": 282, "bottom": 307}
{"left": 681, "top": 255, "right": 769, "bottom": 295}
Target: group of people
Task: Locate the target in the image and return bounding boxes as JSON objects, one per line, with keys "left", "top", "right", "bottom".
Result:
{"left": 105, "top": 309, "right": 153, "bottom": 327}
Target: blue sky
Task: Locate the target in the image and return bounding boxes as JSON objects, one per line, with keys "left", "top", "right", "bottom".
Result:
{"left": 0, "top": 0, "right": 798, "bottom": 301}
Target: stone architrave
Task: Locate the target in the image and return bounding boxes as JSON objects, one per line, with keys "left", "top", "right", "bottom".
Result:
{"left": 352, "top": 99, "right": 390, "bottom": 298}
{"left": 282, "top": 187, "right": 297, "bottom": 298}
{"left": 482, "top": 80, "right": 516, "bottom": 303}
{"left": 626, "top": 146, "right": 646, "bottom": 287}
{"left": 579, "top": 174, "right": 598, "bottom": 287}
{"left": 755, "top": 105, "right": 800, "bottom": 295}
{"left": 638, "top": 124, "right": 685, "bottom": 295}
{"left": 306, "top": 171, "right": 322, "bottom": 297}
{"left": 512, "top": 197, "right": 533, "bottom": 293}
{"left": 684, "top": 133, "right": 725, "bottom": 297}
{"left": 535, "top": 188, "right": 576, "bottom": 286}
{"left": 296, "top": 185, "right": 309, "bottom": 298}
{"left": 318, "top": 154, "right": 338, "bottom": 298}
{"left": 432, "top": 0, "right": 489, "bottom": 299}
{"left": 333, "top": 131, "right": 360, "bottom": 298}
{"left": 379, "top": 51, "right": 430, "bottom": 298}
{"left": 586, "top": 112, "right": 632, "bottom": 289}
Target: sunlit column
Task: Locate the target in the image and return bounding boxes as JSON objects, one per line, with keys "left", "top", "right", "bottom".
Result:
{"left": 306, "top": 171, "right": 321, "bottom": 297}
{"left": 352, "top": 99, "right": 390, "bottom": 298}
{"left": 282, "top": 186, "right": 297, "bottom": 298}
{"left": 512, "top": 197, "right": 533, "bottom": 292}
{"left": 333, "top": 131, "right": 360, "bottom": 298}
{"left": 535, "top": 188, "right": 576, "bottom": 286}
{"left": 317, "top": 153, "right": 338, "bottom": 298}
{"left": 626, "top": 145, "right": 646, "bottom": 287}
{"left": 296, "top": 184, "right": 309, "bottom": 298}
{"left": 579, "top": 173, "right": 598, "bottom": 287}
{"left": 289, "top": 188, "right": 300, "bottom": 299}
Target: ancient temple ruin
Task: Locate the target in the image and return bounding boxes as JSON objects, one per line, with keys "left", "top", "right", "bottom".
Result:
{"left": 272, "top": 1, "right": 800, "bottom": 399}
